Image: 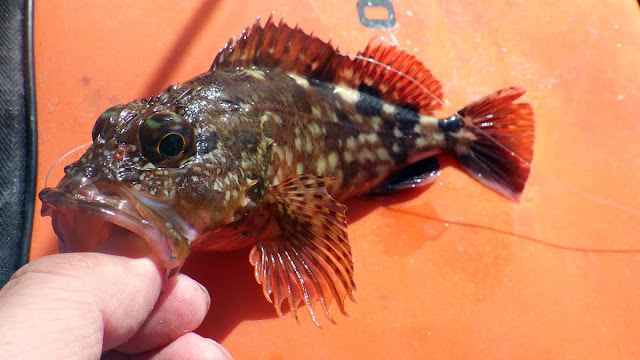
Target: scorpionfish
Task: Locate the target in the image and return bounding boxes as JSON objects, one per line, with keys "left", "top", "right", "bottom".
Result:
{"left": 39, "top": 16, "right": 535, "bottom": 325}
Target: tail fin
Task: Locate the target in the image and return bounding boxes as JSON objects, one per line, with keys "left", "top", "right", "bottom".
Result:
{"left": 455, "top": 87, "right": 535, "bottom": 200}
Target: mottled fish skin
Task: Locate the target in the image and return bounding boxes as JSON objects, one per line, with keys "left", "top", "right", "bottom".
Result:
{"left": 181, "top": 69, "right": 449, "bottom": 203}
{"left": 39, "top": 16, "right": 534, "bottom": 325}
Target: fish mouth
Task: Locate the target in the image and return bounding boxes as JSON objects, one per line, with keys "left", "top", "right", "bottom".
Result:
{"left": 39, "top": 178, "right": 196, "bottom": 274}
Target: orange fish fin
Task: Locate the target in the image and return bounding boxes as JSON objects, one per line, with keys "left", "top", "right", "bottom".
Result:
{"left": 211, "top": 15, "right": 343, "bottom": 78}
{"left": 337, "top": 39, "right": 444, "bottom": 114}
{"left": 212, "top": 17, "right": 443, "bottom": 114}
{"left": 249, "top": 174, "right": 355, "bottom": 326}
{"left": 454, "top": 86, "right": 535, "bottom": 200}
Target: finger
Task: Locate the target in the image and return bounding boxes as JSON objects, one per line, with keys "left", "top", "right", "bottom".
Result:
{"left": 115, "top": 273, "right": 211, "bottom": 353}
{"left": 103, "top": 333, "right": 232, "bottom": 360}
{"left": 0, "top": 234, "right": 164, "bottom": 358}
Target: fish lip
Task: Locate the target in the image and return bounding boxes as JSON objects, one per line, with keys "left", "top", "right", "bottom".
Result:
{"left": 39, "top": 179, "right": 193, "bottom": 271}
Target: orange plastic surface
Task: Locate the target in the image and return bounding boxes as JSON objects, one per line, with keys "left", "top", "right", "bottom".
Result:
{"left": 32, "top": 1, "right": 640, "bottom": 359}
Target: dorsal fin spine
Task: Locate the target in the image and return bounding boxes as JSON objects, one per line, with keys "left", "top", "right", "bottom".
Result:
{"left": 212, "top": 17, "right": 444, "bottom": 115}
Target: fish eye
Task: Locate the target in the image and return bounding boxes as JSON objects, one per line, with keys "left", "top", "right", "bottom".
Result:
{"left": 92, "top": 104, "right": 124, "bottom": 141}
{"left": 139, "top": 111, "right": 195, "bottom": 167}
{"left": 158, "top": 133, "right": 185, "bottom": 157}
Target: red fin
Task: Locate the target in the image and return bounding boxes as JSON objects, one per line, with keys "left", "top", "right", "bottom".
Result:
{"left": 212, "top": 16, "right": 443, "bottom": 114}
{"left": 455, "top": 87, "right": 535, "bottom": 200}
{"left": 211, "top": 15, "right": 342, "bottom": 79}
{"left": 249, "top": 175, "right": 355, "bottom": 326}
{"left": 338, "top": 39, "right": 443, "bottom": 114}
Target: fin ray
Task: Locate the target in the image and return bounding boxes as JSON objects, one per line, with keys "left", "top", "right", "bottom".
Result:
{"left": 455, "top": 87, "right": 535, "bottom": 199}
{"left": 250, "top": 175, "right": 354, "bottom": 325}
{"left": 212, "top": 16, "right": 443, "bottom": 114}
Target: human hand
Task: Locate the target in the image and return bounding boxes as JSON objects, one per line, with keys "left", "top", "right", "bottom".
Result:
{"left": 0, "top": 233, "right": 232, "bottom": 360}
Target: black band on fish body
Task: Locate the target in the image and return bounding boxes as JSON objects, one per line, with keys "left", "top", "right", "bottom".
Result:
{"left": 438, "top": 113, "right": 464, "bottom": 133}
{"left": 355, "top": 83, "right": 383, "bottom": 116}
{"left": 394, "top": 105, "right": 421, "bottom": 138}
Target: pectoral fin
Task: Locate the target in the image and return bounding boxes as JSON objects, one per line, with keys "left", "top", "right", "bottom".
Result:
{"left": 249, "top": 175, "right": 355, "bottom": 326}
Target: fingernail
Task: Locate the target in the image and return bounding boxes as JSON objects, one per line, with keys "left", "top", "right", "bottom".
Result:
{"left": 205, "top": 338, "right": 233, "bottom": 360}
{"left": 198, "top": 282, "right": 211, "bottom": 312}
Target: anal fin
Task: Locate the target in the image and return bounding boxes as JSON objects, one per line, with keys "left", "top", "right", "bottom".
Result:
{"left": 371, "top": 157, "right": 441, "bottom": 194}
{"left": 249, "top": 175, "right": 355, "bottom": 326}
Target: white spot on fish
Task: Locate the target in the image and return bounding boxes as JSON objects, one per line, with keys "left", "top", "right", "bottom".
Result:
{"left": 376, "top": 148, "right": 391, "bottom": 161}
{"left": 346, "top": 137, "right": 357, "bottom": 150}
{"left": 371, "top": 116, "right": 382, "bottom": 131}
{"left": 383, "top": 103, "right": 396, "bottom": 115}
{"left": 285, "top": 149, "right": 293, "bottom": 167}
{"left": 287, "top": 73, "right": 310, "bottom": 88}
{"left": 316, "top": 157, "right": 327, "bottom": 174}
{"left": 311, "top": 106, "right": 322, "bottom": 118}
{"left": 328, "top": 152, "right": 339, "bottom": 169}
{"left": 334, "top": 86, "right": 360, "bottom": 104}
{"left": 305, "top": 137, "right": 313, "bottom": 152}
{"left": 243, "top": 69, "right": 266, "bottom": 80}
{"left": 357, "top": 150, "right": 376, "bottom": 163}
{"left": 415, "top": 137, "right": 428, "bottom": 147}
{"left": 419, "top": 115, "right": 438, "bottom": 125}
{"left": 359, "top": 133, "right": 379, "bottom": 144}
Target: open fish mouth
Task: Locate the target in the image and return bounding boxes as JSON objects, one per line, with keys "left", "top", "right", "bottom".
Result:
{"left": 39, "top": 178, "right": 196, "bottom": 275}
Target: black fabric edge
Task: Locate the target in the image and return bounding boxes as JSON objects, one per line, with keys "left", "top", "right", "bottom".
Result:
{"left": 19, "top": 0, "right": 36, "bottom": 266}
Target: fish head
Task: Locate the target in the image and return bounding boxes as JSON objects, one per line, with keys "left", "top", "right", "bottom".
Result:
{"left": 39, "top": 97, "right": 253, "bottom": 275}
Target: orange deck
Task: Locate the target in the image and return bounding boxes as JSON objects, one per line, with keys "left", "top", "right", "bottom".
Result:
{"left": 31, "top": 1, "right": 640, "bottom": 359}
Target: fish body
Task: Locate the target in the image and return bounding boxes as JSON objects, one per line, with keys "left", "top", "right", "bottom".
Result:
{"left": 39, "top": 17, "right": 534, "bottom": 324}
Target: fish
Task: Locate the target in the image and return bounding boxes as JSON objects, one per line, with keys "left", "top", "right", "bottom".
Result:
{"left": 39, "top": 16, "right": 535, "bottom": 325}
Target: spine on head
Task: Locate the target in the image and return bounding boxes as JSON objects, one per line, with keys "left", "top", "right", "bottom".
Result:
{"left": 446, "top": 87, "right": 535, "bottom": 200}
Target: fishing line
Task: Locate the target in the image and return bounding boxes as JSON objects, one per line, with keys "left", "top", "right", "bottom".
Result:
{"left": 44, "top": 142, "right": 92, "bottom": 189}
{"left": 344, "top": 29, "right": 637, "bottom": 251}
{"left": 349, "top": 51, "right": 532, "bottom": 170}
{"left": 386, "top": 206, "right": 640, "bottom": 254}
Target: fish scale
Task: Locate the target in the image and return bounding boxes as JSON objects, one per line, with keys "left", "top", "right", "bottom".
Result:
{"left": 204, "top": 68, "right": 444, "bottom": 199}
{"left": 39, "top": 16, "right": 534, "bottom": 326}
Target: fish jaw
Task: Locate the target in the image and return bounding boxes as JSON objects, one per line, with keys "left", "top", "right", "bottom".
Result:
{"left": 39, "top": 177, "right": 198, "bottom": 274}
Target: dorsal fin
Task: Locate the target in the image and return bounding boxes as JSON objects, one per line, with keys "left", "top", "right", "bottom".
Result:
{"left": 211, "top": 16, "right": 444, "bottom": 114}
{"left": 211, "top": 15, "right": 343, "bottom": 80}
{"left": 339, "top": 39, "right": 443, "bottom": 114}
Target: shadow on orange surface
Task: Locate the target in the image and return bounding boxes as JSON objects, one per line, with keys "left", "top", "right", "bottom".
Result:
{"left": 184, "top": 179, "right": 438, "bottom": 341}
{"left": 141, "top": 0, "right": 223, "bottom": 96}
{"left": 183, "top": 248, "right": 277, "bottom": 341}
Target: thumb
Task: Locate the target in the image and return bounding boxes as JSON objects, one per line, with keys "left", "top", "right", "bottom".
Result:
{"left": 0, "top": 231, "right": 164, "bottom": 358}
